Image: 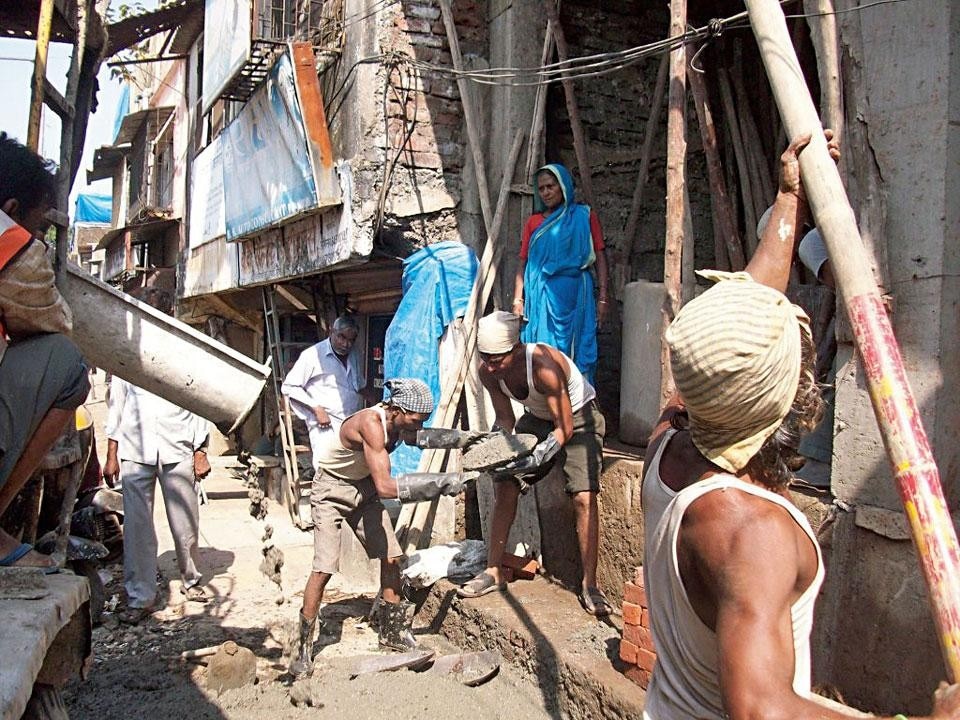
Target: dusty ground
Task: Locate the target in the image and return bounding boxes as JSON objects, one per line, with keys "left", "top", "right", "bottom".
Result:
{"left": 63, "top": 375, "right": 553, "bottom": 719}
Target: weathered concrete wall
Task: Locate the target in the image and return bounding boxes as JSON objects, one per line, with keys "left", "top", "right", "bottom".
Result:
{"left": 815, "top": 0, "right": 960, "bottom": 712}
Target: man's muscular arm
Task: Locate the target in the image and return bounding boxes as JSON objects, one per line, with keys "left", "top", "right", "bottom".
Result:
{"left": 680, "top": 489, "right": 948, "bottom": 720}
{"left": 353, "top": 413, "right": 398, "bottom": 499}
{"left": 531, "top": 346, "right": 574, "bottom": 445}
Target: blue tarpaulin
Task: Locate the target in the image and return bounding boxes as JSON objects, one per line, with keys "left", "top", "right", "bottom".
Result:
{"left": 383, "top": 241, "right": 478, "bottom": 475}
{"left": 113, "top": 84, "right": 130, "bottom": 143}
{"left": 74, "top": 193, "right": 112, "bottom": 225}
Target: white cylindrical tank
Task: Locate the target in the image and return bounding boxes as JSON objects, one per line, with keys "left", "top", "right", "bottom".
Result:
{"left": 619, "top": 280, "right": 664, "bottom": 447}
{"left": 61, "top": 264, "right": 270, "bottom": 434}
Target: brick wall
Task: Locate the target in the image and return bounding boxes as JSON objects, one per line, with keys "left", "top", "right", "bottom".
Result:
{"left": 373, "top": 0, "right": 487, "bottom": 252}
{"left": 620, "top": 568, "right": 656, "bottom": 689}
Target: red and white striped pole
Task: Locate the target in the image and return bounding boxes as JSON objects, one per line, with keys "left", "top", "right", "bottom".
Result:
{"left": 745, "top": 0, "right": 960, "bottom": 681}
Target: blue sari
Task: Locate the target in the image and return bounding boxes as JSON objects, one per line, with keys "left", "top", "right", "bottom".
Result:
{"left": 521, "top": 163, "right": 598, "bottom": 384}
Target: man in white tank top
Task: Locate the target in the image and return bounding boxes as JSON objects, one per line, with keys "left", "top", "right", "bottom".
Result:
{"left": 642, "top": 132, "right": 960, "bottom": 719}
{"left": 457, "top": 310, "right": 611, "bottom": 617}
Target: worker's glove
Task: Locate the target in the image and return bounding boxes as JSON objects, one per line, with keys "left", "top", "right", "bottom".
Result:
{"left": 493, "top": 435, "right": 561, "bottom": 476}
{"left": 415, "top": 428, "right": 499, "bottom": 450}
{"left": 395, "top": 471, "right": 480, "bottom": 503}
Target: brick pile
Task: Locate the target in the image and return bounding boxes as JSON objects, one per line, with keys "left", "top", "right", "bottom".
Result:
{"left": 619, "top": 567, "right": 656, "bottom": 689}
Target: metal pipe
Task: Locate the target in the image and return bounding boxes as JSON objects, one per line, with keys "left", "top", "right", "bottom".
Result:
{"left": 745, "top": 0, "right": 960, "bottom": 681}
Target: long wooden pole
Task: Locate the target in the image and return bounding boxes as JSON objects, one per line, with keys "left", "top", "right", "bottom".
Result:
{"left": 625, "top": 53, "right": 669, "bottom": 263}
{"left": 396, "top": 130, "right": 526, "bottom": 552}
{"left": 687, "top": 61, "right": 745, "bottom": 271}
{"left": 27, "top": 0, "right": 56, "bottom": 151}
{"left": 803, "top": 0, "right": 844, "bottom": 179}
{"left": 717, "top": 68, "right": 758, "bottom": 256}
{"left": 746, "top": 0, "right": 960, "bottom": 681}
{"left": 543, "top": 0, "right": 596, "bottom": 207}
{"left": 438, "top": 0, "right": 494, "bottom": 231}
{"left": 660, "top": 0, "right": 687, "bottom": 407}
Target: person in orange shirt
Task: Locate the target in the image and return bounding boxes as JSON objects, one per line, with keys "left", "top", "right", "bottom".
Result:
{"left": 0, "top": 133, "right": 89, "bottom": 571}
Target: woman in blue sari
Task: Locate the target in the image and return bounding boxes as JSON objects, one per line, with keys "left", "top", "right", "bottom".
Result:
{"left": 511, "top": 164, "right": 609, "bottom": 385}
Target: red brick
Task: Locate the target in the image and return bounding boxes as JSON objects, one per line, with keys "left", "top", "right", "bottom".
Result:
{"left": 621, "top": 601, "right": 643, "bottom": 626}
{"left": 623, "top": 665, "right": 651, "bottom": 688}
{"left": 640, "top": 608, "right": 651, "bottom": 628}
{"left": 637, "top": 647, "right": 657, "bottom": 673}
{"left": 619, "top": 639, "right": 638, "bottom": 664}
{"left": 500, "top": 553, "right": 539, "bottom": 580}
{"left": 623, "top": 581, "right": 647, "bottom": 608}
{"left": 623, "top": 623, "right": 654, "bottom": 651}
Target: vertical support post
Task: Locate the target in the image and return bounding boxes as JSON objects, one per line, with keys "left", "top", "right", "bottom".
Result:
{"left": 661, "top": 0, "right": 688, "bottom": 406}
{"left": 688, "top": 60, "right": 746, "bottom": 270}
{"left": 27, "top": 0, "right": 56, "bottom": 152}
{"left": 542, "top": 0, "right": 596, "bottom": 207}
{"left": 746, "top": 0, "right": 960, "bottom": 681}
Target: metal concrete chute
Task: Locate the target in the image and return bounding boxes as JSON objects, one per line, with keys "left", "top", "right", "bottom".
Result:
{"left": 60, "top": 264, "right": 271, "bottom": 434}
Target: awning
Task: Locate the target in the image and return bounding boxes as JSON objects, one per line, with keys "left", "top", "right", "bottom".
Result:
{"left": 96, "top": 217, "right": 180, "bottom": 250}
{"left": 87, "top": 144, "right": 128, "bottom": 183}
{"left": 114, "top": 106, "right": 175, "bottom": 146}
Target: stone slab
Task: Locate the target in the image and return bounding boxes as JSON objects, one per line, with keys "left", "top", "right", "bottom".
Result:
{"left": 0, "top": 573, "right": 89, "bottom": 720}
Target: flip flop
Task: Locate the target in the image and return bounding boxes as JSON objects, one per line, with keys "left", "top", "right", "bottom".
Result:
{"left": 457, "top": 571, "right": 506, "bottom": 598}
{"left": 578, "top": 586, "right": 612, "bottom": 617}
{"left": 0, "top": 543, "right": 58, "bottom": 574}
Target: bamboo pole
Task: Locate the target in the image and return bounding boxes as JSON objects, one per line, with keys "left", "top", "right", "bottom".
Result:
{"left": 543, "top": 0, "right": 596, "bottom": 207}
{"left": 525, "top": 21, "right": 555, "bottom": 183}
{"left": 396, "top": 130, "right": 526, "bottom": 552}
{"left": 803, "top": 0, "right": 844, "bottom": 179}
{"left": 717, "top": 68, "right": 758, "bottom": 256}
{"left": 438, "top": 0, "right": 494, "bottom": 231}
{"left": 27, "top": 0, "right": 56, "bottom": 152}
{"left": 687, "top": 60, "right": 746, "bottom": 271}
{"left": 660, "top": 0, "right": 688, "bottom": 407}
{"left": 746, "top": 0, "right": 960, "bottom": 681}
{"left": 625, "top": 53, "right": 669, "bottom": 264}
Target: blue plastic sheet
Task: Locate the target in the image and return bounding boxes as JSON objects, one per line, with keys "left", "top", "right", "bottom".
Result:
{"left": 74, "top": 193, "right": 112, "bottom": 225}
{"left": 113, "top": 84, "right": 130, "bottom": 143}
{"left": 384, "top": 241, "right": 478, "bottom": 475}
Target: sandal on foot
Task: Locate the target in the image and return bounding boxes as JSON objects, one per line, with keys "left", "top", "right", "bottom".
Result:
{"left": 0, "top": 543, "right": 58, "bottom": 574}
{"left": 578, "top": 586, "right": 612, "bottom": 616}
{"left": 457, "top": 572, "right": 506, "bottom": 598}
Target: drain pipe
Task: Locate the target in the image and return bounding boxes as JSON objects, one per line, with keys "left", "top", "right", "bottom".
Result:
{"left": 744, "top": 0, "right": 960, "bottom": 681}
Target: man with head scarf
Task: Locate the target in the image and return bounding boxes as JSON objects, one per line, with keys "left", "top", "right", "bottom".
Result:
{"left": 640, "top": 132, "right": 960, "bottom": 719}
{"left": 290, "top": 377, "right": 476, "bottom": 676}
{"left": 458, "top": 310, "right": 610, "bottom": 616}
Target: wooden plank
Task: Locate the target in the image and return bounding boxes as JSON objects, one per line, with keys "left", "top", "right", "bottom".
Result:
{"left": 396, "top": 130, "right": 526, "bottom": 552}
{"left": 661, "top": 0, "right": 687, "bottom": 407}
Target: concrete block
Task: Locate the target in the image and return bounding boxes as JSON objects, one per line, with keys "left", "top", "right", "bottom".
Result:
{"left": 619, "top": 281, "right": 663, "bottom": 446}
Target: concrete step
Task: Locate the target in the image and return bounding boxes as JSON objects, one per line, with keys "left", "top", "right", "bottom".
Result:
{"left": 420, "top": 576, "right": 646, "bottom": 719}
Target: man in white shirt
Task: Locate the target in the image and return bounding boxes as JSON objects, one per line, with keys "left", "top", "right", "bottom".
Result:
{"left": 281, "top": 314, "right": 366, "bottom": 465}
{"left": 103, "top": 289, "right": 212, "bottom": 623}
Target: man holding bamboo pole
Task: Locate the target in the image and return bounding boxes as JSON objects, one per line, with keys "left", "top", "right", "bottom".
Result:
{"left": 640, "top": 131, "right": 960, "bottom": 719}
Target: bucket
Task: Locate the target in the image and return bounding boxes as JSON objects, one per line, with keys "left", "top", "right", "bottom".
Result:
{"left": 60, "top": 264, "right": 270, "bottom": 434}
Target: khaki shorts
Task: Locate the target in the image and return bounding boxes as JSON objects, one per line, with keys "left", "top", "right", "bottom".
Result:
{"left": 514, "top": 400, "right": 606, "bottom": 495}
{"left": 310, "top": 469, "right": 403, "bottom": 574}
